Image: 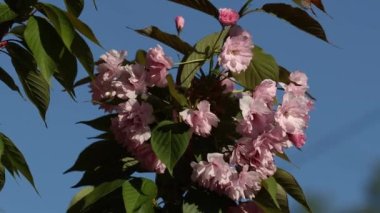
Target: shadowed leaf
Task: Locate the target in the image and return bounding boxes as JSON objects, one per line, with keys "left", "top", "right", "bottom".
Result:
{"left": 168, "top": 0, "right": 219, "bottom": 19}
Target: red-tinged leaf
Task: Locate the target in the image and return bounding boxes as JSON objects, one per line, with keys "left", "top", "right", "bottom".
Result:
{"left": 168, "top": 0, "right": 219, "bottom": 19}
{"left": 262, "top": 3, "right": 328, "bottom": 43}
{"left": 311, "top": 0, "right": 326, "bottom": 12}
{"left": 135, "top": 26, "right": 193, "bottom": 55}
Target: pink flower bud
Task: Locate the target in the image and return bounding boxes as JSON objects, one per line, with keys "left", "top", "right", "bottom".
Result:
{"left": 218, "top": 8, "right": 240, "bottom": 26}
{"left": 175, "top": 16, "right": 185, "bottom": 33}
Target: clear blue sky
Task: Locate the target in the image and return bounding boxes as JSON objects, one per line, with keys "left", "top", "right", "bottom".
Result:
{"left": 1, "top": 0, "right": 380, "bottom": 212}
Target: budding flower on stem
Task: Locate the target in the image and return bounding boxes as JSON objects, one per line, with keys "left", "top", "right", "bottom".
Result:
{"left": 175, "top": 16, "right": 185, "bottom": 34}
{"left": 218, "top": 8, "right": 240, "bottom": 26}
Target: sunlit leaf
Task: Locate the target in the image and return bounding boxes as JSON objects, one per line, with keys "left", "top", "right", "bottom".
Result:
{"left": 0, "top": 4, "right": 17, "bottom": 23}
{"left": 168, "top": 0, "right": 219, "bottom": 19}
{"left": 151, "top": 120, "right": 190, "bottom": 174}
{"left": 262, "top": 177, "right": 280, "bottom": 208}
{"left": 135, "top": 26, "right": 193, "bottom": 55}
{"left": 262, "top": 3, "right": 328, "bottom": 42}
{"left": 6, "top": 42, "right": 50, "bottom": 122}
{"left": 178, "top": 29, "right": 229, "bottom": 87}
{"left": 24, "top": 16, "right": 57, "bottom": 81}
{"left": 233, "top": 46, "right": 279, "bottom": 90}
{"left": 122, "top": 178, "right": 157, "bottom": 213}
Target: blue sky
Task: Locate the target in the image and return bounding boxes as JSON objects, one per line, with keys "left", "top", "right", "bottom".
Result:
{"left": 1, "top": 0, "right": 380, "bottom": 212}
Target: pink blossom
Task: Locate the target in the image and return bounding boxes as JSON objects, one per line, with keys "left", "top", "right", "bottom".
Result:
{"left": 224, "top": 166, "right": 262, "bottom": 200}
{"left": 253, "top": 79, "right": 277, "bottom": 104}
{"left": 288, "top": 133, "right": 306, "bottom": 148}
{"left": 90, "top": 50, "right": 128, "bottom": 111}
{"left": 180, "top": 100, "right": 220, "bottom": 137}
{"left": 190, "top": 153, "right": 232, "bottom": 190}
{"left": 175, "top": 16, "right": 185, "bottom": 33}
{"left": 218, "top": 26, "right": 253, "bottom": 74}
{"left": 236, "top": 93, "right": 274, "bottom": 138}
{"left": 230, "top": 137, "right": 277, "bottom": 178}
{"left": 219, "top": 8, "right": 240, "bottom": 26}
{"left": 146, "top": 45, "right": 173, "bottom": 87}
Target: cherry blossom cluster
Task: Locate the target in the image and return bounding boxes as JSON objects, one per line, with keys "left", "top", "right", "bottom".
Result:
{"left": 90, "top": 46, "right": 173, "bottom": 173}
{"left": 89, "top": 7, "right": 313, "bottom": 203}
{"left": 189, "top": 73, "right": 313, "bottom": 201}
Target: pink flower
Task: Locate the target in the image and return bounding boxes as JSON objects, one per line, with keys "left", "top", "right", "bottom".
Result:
{"left": 175, "top": 16, "right": 185, "bottom": 33}
{"left": 253, "top": 79, "right": 277, "bottom": 104}
{"left": 190, "top": 153, "right": 232, "bottom": 190}
{"left": 180, "top": 100, "right": 220, "bottom": 137}
{"left": 288, "top": 133, "right": 306, "bottom": 148}
{"left": 146, "top": 45, "right": 173, "bottom": 87}
{"left": 90, "top": 50, "right": 128, "bottom": 111}
{"left": 218, "top": 26, "right": 253, "bottom": 73}
{"left": 225, "top": 166, "right": 262, "bottom": 200}
{"left": 236, "top": 93, "right": 274, "bottom": 138}
{"left": 219, "top": 8, "right": 240, "bottom": 26}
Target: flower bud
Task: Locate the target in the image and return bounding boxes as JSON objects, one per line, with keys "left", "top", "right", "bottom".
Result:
{"left": 218, "top": 8, "right": 240, "bottom": 26}
{"left": 175, "top": 16, "right": 185, "bottom": 33}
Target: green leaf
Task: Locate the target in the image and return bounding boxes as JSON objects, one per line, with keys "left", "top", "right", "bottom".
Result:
{"left": 276, "top": 184, "right": 290, "bottom": 213}
{"left": 68, "top": 186, "right": 94, "bottom": 209}
{"left": 64, "top": 0, "right": 84, "bottom": 17}
{"left": 135, "top": 26, "right": 193, "bottom": 55}
{"left": 151, "top": 120, "right": 190, "bottom": 174}
{"left": 122, "top": 178, "right": 157, "bottom": 213}
{"left": 262, "top": 177, "right": 280, "bottom": 209}
{"left": 0, "top": 66, "right": 21, "bottom": 95}
{"left": 77, "top": 114, "right": 116, "bottom": 132}
{"left": 274, "top": 168, "right": 312, "bottom": 213}
{"left": 66, "top": 12, "right": 101, "bottom": 46}
{"left": 134, "top": 49, "right": 147, "bottom": 65}
{"left": 232, "top": 46, "right": 279, "bottom": 90}
{"left": 24, "top": 16, "right": 57, "bottom": 81}
{"left": 38, "top": 3, "right": 94, "bottom": 77}
{"left": 6, "top": 42, "right": 50, "bottom": 122}
{"left": 65, "top": 140, "right": 125, "bottom": 173}
{"left": 166, "top": 75, "right": 187, "bottom": 106}
{"left": 279, "top": 66, "right": 291, "bottom": 84}
{"left": 239, "top": 0, "right": 253, "bottom": 17}
{"left": 9, "top": 24, "right": 25, "bottom": 38}
{"left": 178, "top": 29, "right": 229, "bottom": 87}
{"left": 67, "top": 179, "right": 126, "bottom": 213}
{"left": 0, "top": 4, "right": 17, "bottom": 23}
{"left": 0, "top": 132, "right": 36, "bottom": 191}
{"left": 182, "top": 202, "right": 201, "bottom": 213}
{"left": 73, "top": 75, "right": 92, "bottom": 88}
{"left": 262, "top": 3, "right": 328, "bottom": 42}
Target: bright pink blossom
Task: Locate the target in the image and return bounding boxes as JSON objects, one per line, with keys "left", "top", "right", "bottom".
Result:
{"left": 175, "top": 16, "right": 185, "bottom": 33}
{"left": 219, "top": 8, "right": 240, "bottom": 26}
{"left": 288, "top": 133, "right": 306, "bottom": 148}
{"left": 219, "top": 26, "right": 253, "bottom": 74}
{"left": 180, "top": 100, "right": 220, "bottom": 137}
{"left": 146, "top": 45, "right": 173, "bottom": 87}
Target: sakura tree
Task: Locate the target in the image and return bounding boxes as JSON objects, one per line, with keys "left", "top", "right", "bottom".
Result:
{"left": 0, "top": 0, "right": 330, "bottom": 212}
